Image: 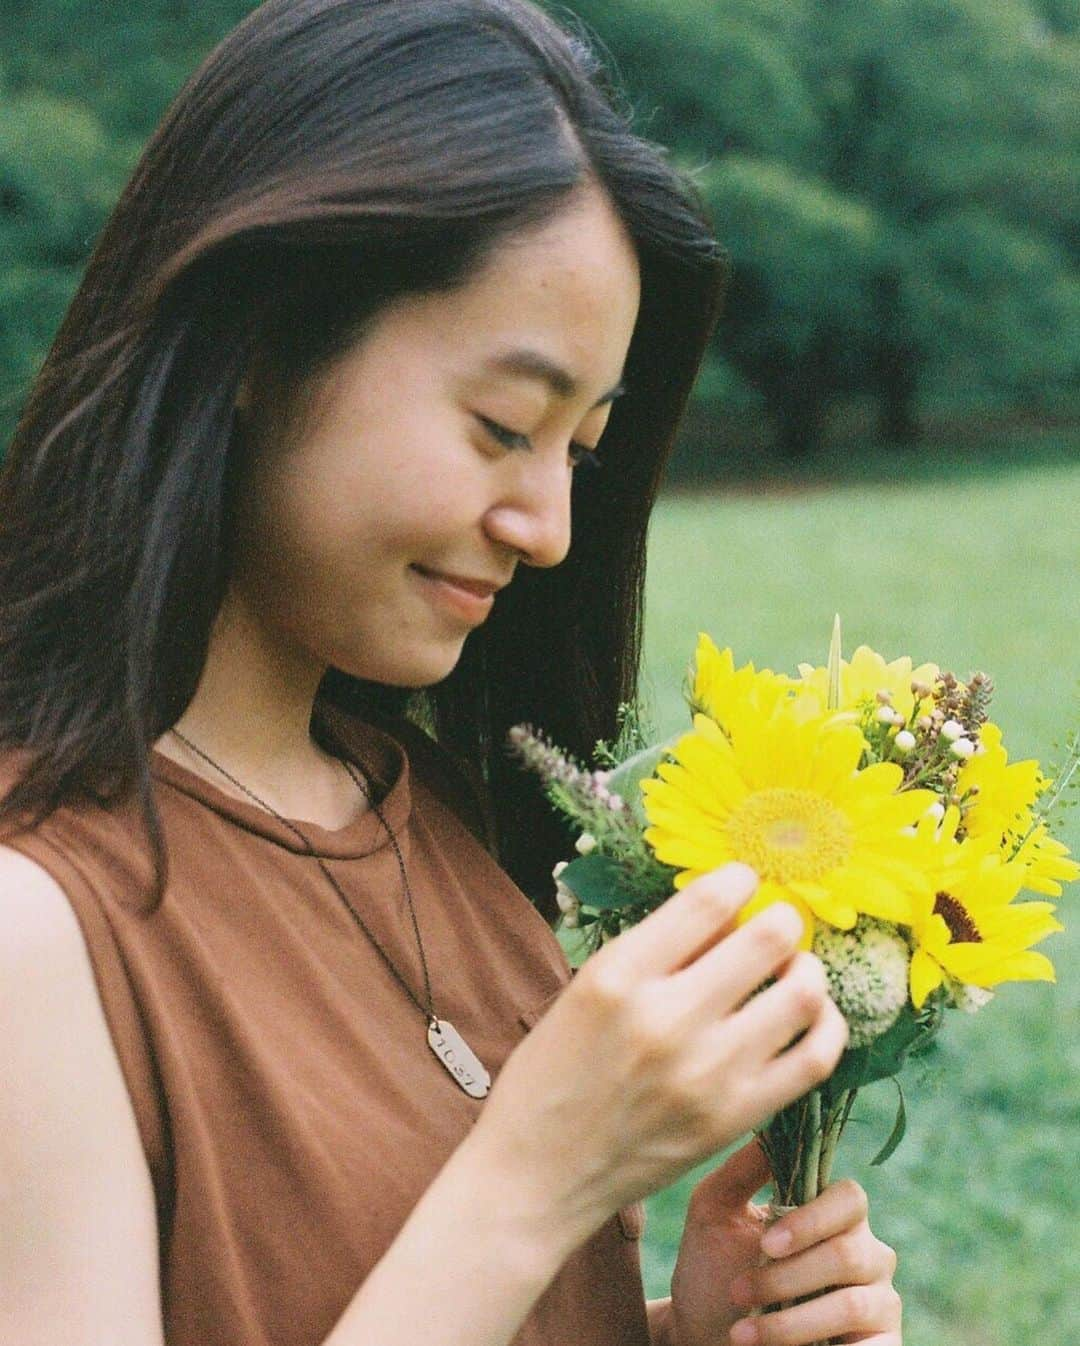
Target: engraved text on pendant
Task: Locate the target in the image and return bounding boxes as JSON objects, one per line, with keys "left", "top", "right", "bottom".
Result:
{"left": 427, "top": 1018, "right": 490, "bottom": 1098}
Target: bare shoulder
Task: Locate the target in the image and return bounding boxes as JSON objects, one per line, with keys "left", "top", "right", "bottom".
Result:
{"left": 0, "top": 844, "right": 166, "bottom": 1346}
{"left": 0, "top": 842, "right": 91, "bottom": 955}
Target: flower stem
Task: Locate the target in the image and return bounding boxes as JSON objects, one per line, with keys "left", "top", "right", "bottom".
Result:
{"left": 818, "top": 1089, "right": 855, "bottom": 1191}
{"left": 800, "top": 1090, "right": 823, "bottom": 1205}
{"left": 762, "top": 1088, "right": 843, "bottom": 1346}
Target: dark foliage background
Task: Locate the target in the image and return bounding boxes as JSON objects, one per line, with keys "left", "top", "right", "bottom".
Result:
{"left": 2, "top": 0, "right": 1077, "bottom": 478}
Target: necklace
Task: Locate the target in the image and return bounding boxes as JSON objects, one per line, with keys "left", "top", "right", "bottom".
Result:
{"left": 169, "top": 727, "right": 491, "bottom": 1099}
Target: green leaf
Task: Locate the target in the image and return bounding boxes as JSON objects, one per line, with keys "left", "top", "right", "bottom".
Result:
{"left": 828, "top": 1045, "right": 871, "bottom": 1095}
{"left": 870, "top": 1080, "right": 907, "bottom": 1166}
{"left": 827, "top": 613, "right": 843, "bottom": 711}
{"left": 828, "top": 1003, "right": 935, "bottom": 1094}
{"left": 605, "top": 735, "right": 679, "bottom": 825}
{"left": 558, "top": 853, "right": 641, "bottom": 911}
{"left": 865, "top": 1006, "right": 928, "bottom": 1077}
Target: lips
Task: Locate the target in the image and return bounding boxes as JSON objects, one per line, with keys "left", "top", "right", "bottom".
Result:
{"left": 410, "top": 564, "right": 510, "bottom": 627}
{"left": 411, "top": 565, "right": 508, "bottom": 597}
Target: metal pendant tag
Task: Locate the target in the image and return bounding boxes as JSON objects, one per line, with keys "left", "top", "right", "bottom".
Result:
{"left": 427, "top": 1018, "right": 490, "bottom": 1098}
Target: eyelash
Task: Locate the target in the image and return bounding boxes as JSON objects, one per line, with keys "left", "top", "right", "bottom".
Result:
{"left": 476, "top": 415, "right": 603, "bottom": 471}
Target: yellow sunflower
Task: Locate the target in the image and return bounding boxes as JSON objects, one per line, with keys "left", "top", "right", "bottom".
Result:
{"left": 959, "top": 722, "right": 1043, "bottom": 841}
{"left": 1010, "top": 823, "right": 1080, "bottom": 897}
{"left": 690, "top": 634, "right": 795, "bottom": 731}
{"left": 797, "top": 645, "right": 939, "bottom": 722}
{"left": 908, "top": 810, "right": 1063, "bottom": 1008}
{"left": 958, "top": 723, "right": 1079, "bottom": 894}
{"left": 641, "top": 704, "right": 938, "bottom": 948}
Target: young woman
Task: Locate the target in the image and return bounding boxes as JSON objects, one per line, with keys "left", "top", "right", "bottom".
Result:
{"left": 0, "top": 2, "right": 903, "bottom": 1344}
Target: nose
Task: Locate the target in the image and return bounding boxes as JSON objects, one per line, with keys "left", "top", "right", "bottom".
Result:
{"left": 482, "top": 455, "right": 573, "bottom": 570}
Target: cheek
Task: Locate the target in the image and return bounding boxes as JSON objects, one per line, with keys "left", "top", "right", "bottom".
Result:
{"left": 232, "top": 406, "right": 490, "bottom": 602}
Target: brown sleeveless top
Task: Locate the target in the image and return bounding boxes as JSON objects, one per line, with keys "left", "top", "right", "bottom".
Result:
{"left": 1, "top": 708, "right": 650, "bottom": 1346}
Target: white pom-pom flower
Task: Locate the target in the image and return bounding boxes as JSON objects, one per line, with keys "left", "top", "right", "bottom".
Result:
{"left": 949, "top": 982, "right": 995, "bottom": 1014}
{"left": 812, "top": 917, "right": 912, "bottom": 1048}
{"left": 554, "top": 873, "right": 581, "bottom": 927}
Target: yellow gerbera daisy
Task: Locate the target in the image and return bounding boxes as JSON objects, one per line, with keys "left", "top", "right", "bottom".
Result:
{"left": 641, "top": 704, "right": 937, "bottom": 947}
{"left": 797, "top": 645, "right": 939, "bottom": 722}
{"left": 690, "top": 634, "right": 795, "bottom": 731}
{"left": 908, "top": 810, "right": 1063, "bottom": 1008}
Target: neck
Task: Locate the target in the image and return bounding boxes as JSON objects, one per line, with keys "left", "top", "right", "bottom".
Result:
{"left": 153, "top": 588, "right": 367, "bottom": 827}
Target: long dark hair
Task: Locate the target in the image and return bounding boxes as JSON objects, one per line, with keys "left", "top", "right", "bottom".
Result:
{"left": 0, "top": 0, "right": 725, "bottom": 915}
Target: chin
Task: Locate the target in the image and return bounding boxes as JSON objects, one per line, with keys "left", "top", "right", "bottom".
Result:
{"left": 340, "top": 639, "right": 468, "bottom": 690}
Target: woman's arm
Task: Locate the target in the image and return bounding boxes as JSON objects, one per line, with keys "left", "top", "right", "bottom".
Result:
{"left": 1, "top": 846, "right": 588, "bottom": 1346}
{"left": 4, "top": 858, "right": 846, "bottom": 1346}
{"left": 324, "top": 867, "right": 844, "bottom": 1346}
{"left": 0, "top": 849, "right": 166, "bottom": 1346}
{"left": 1, "top": 849, "right": 579, "bottom": 1346}
{"left": 321, "top": 1125, "right": 587, "bottom": 1346}
{"left": 647, "top": 1298, "right": 676, "bottom": 1346}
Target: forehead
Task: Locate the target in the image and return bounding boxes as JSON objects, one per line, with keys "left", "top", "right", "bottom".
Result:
{"left": 473, "top": 192, "right": 641, "bottom": 327}
{"left": 386, "top": 191, "right": 641, "bottom": 391}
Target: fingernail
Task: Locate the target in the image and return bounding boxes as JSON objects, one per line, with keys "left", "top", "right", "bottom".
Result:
{"left": 761, "top": 1225, "right": 792, "bottom": 1257}
{"left": 730, "top": 1320, "right": 758, "bottom": 1346}
{"left": 722, "top": 862, "right": 759, "bottom": 896}
{"left": 771, "top": 902, "right": 805, "bottom": 941}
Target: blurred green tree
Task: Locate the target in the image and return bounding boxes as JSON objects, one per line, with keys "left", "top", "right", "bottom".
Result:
{"left": 1, "top": 0, "right": 1077, "bottom": 467}
{"left": 0, "top": 85, "right": 122, "bottom": 418}
{"left": 573, "top": 0, "right": 1080, "bottom": 459}
{"left": 0, "top": 2, "right": 252, "bottom": 432}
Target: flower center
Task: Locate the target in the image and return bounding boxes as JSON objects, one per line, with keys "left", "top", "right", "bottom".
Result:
{"left": 724, "top": 788, "right": 853, "bottom": 882}
{"left": 933, "top": 891, "right": 982, "bottom": 943}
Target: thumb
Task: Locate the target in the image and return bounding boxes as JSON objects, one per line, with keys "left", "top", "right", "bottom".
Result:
{"left": 687, "top": 1137, "right": 772, "bottom": 1221}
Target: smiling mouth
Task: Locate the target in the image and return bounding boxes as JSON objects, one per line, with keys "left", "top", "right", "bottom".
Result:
{"left": 410, "top": 565, "right": 509, "bottom": 597}
{"left": 410, "top": 565, "right": 504, "bottom": 625}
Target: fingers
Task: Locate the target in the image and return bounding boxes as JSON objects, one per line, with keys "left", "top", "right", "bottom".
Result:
{"left": 729, "top": 1281, "right": 902, "bottom": 1345}
{"left": 730, "top": 951, "right": 830, "bottom": 1061}
{"left": 832, "top": 1336, "right": 904, "bottom": 1346}
{"left": 760, "top": 1179, "right": 871, "bottom": 1259}
{"left": 728, "top": 1182, "right": 901, "bottom": 1346}
{"left": 739, "top": 1221, "right": 897, "bottom": 1312}
{"left": 755, "top": 995, "right": 849, "bottom": 1117}
{"left": 686, "top": 1136, "right": 772, "bottom": 1221}
{"left": 604, "top": 862, "right": 758, "bottom": 977}
{"left": 670, "top": 898, "right": 807, "bottom": 1013}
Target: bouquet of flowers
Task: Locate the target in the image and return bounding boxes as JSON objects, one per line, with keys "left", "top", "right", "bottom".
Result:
{"left": 509, "top": 620, "right": 1078, "bottom": 1225}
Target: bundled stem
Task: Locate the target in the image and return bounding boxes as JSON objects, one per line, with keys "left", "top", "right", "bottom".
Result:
{"left": 800, "top": 1091, "right": 823, "bottom": 1206}
{"left": 761, "top": 1087, "right": 857, "bottom": 1205}
{"left": 757, "top": 1087, "right": 858, "bottom": 1346}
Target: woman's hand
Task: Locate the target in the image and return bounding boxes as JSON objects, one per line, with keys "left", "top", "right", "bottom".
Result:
{"left": 468, "top": 863, "right": 849, "bottom": 1252}
{"left": 666, "top": 1139, "right": 902, "bottom": 1346}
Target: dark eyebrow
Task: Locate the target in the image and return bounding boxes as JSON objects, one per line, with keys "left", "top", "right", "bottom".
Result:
{"left": 483, "top": 348, "right": 627, "bottom": 409}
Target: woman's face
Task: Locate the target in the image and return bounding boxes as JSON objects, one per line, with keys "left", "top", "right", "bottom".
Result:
{"left": 231, "top": 186, "right": 641, "bottom": 688}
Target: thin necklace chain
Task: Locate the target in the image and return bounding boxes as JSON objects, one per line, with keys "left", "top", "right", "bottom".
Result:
{"left": 168, "top": 728, "right": 438, "bottom": 1028}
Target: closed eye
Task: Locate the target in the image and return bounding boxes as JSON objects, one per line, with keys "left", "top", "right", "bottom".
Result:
{"left": 477, "top": 415, "right": 529, "bottom": 451}
{"left": 476, "top": 415, "right": 602, "bottom": 471}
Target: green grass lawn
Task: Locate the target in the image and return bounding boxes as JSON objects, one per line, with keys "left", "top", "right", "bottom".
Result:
{"left": 638, "top": 452, "right": 1080, "bottom": 1345}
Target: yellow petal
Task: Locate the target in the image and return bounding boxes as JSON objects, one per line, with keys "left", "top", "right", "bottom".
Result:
{"left": 942, "top": 948, "right": 1057, "bottom": 987}
{"left": 736, "top": 881, "right": 815, "bottom": 949}
{"left": 910, "top": 948, "right": 942, "bottom": 1009}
